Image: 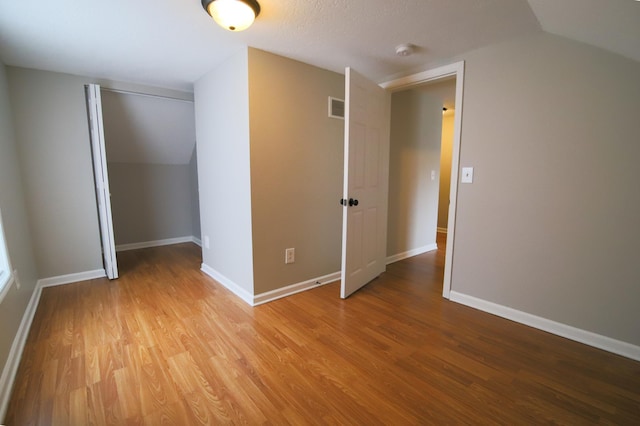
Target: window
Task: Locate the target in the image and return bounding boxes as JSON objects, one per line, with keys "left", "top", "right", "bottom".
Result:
{"left": 0, "top": 208, "right": 14, "bottom": 304}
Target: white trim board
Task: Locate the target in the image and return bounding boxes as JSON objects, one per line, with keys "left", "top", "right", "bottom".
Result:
{"left": 37, "top": 269, "right": 106, "bottom": 288}
{"left": 0, "top": 283, "right": 42, "bottom": 422}
{"left": 449, "top": 291, "right": 640, "bottom": 362}
{"left": 200, "top": 263, "right": 253, "bottom": 306}
{"left": 3, "top": 267, "right": 110, "bottom": 419}
{"left": 386, "top": 244, "right": 437, "bottom": 265}
{"left": 116, "top": 236, "right": 200, "bottom": 252}
{"left": 200, "top": 263, "right": 341, "bottom": 307}
{"left": 0, "top": 272, "right": 14, "bottom": 305}
{"left": 253, "top": 272, "right": 340, "bottom": 306}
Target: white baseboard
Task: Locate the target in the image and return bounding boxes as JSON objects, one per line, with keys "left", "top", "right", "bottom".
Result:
{"left": 200, "top": 263, "right": 253, "bottom": 306}
{"left": 2, "top": 268, "right": 108, "bottom": 420}
{"left": 200, "top": 264, "right": 341, "bottom": 307}
{"left": 437, "top": 227, "right": 448, "bottom": 234}
{"left": 192, "top": 237, "right": 202, "bottom": 247}
{"left": 253, "top": 271, "right": 340, "bottom": 306}
{"left": 116, "top": 236, "right": 199, "bottom": 252}
{"left": 0, "top": 283, "right": 43, "bottom": 422}
{"left": 37, "top": 269, "right": 106, "bottom": 288}
{"left": 449, "top": 291, "right": 640, "bottom": 362}
{"left": 386, "top": 243, "right": 438, "bottom": 265}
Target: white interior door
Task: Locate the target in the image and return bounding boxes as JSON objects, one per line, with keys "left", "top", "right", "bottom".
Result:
{"left": 340, "top": 68, "right": 390, "bottom": 298}
{"left": 86, "top": 84, "right": 118, "bottom": 279}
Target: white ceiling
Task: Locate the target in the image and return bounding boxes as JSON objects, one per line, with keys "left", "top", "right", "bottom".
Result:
{"left": 528, "top": 0, "right": 640, "bottom": 63}
{"left": 0, "top": 1, "right": 638, "bottom": 92}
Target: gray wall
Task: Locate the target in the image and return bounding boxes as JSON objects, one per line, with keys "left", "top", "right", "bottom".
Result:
{"left": 107, "top": 163, "right": 195, "bottom": 246}
{"left": 6, "top": 67, "right": 194, "bottom": 278}
{"left": 387, "top": 90, "right": 442, "bottom": 257}
{"left": 0, "top": 63, "right": 39, "bottom": 407}
{"left": 189, "top": 147, "right": 201, "bottom": 240}
{"left": 7, "top": 67, "right": 104, "bottom": 277}
{"left": 452, "top": 33, "right": 640, "bottom": 345}
{"left": 194, "top": 49, "right": 255, "bottom": 294}
{"left": 248, "top": 48, "right": 344, "bottom": 294}
{"left": 101, "top": 89, "right": 199, "bottom": 247}
{"left": 102, "top": 90, "right": 199, "bottom": 246}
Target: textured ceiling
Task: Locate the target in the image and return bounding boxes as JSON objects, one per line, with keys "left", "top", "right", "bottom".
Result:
{"left": 0, "top": 1, "right": 637, "bottom": 92}
{"left": 0, "top": 0, "right": 540, "bottom": 91}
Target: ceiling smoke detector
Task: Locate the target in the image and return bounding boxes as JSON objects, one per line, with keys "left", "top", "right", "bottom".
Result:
{"left": 395, "top": 43, "right": 415, "bottom": 57}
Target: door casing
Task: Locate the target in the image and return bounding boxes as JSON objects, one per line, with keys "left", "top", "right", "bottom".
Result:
{"left": 380, "top": 61, "right": 465, "bottom": 299}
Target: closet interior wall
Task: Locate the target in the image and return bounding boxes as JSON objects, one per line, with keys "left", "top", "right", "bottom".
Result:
{"left": 100, "top": 89, "right": 200, "bottom": 250}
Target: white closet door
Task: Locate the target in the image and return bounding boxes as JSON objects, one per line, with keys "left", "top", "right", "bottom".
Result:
{"left": 86, "top": 84, "right": 118, "bottom": 279}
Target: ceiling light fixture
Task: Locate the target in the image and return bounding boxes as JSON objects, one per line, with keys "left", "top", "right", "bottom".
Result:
{"left": 201, "top": 0, "right": 261, "bottom": 32}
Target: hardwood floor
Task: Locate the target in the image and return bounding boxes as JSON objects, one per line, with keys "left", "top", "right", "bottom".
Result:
{"left": 5, "top": 238, "right": 640, "bottom": 424}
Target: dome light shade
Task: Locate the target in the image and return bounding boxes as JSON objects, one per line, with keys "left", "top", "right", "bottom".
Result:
{"left": 202, "top": 0, "right": 261, "bottom": 32}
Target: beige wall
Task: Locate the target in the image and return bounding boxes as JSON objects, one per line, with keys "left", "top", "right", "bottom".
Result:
{"left": 387, "top": 90, "right": 442, "bottom": 257}
{"left": 248, "top": 48, "right": 344, "bottom": 294}
{"left": 452, "top": 33, "right": 640, "bottom": 345}
{"left": 0, "top": 63, "right": 39, "bottom": 415}
{"left": 194, "top": 49, "right": 255, "bottom": 293}
{"left": 437, "top": 112, "right": 454, "bottom": 230}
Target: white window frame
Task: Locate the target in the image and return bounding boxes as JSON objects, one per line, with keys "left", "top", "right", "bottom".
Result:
{"left": 0, "top": 208, "right": 14, "bottom": 304}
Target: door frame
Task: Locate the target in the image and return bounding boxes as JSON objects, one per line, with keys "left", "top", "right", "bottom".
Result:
{"left": 380, "top": 61, "right": 465, "bottom": 299}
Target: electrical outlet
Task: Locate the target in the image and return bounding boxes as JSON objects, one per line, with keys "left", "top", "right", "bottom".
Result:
{"left": 14, "top": 270, "right": 20, "bottom": 289}
{"left": 285, "top": 248, "right": 295, "bottom": 264}
{"left": 204, "top": 236, "right": 210, "bottom": 249}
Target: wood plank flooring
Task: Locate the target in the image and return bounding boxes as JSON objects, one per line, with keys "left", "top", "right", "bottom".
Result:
{"left": 5, "top": 237, "right": 640, "bottom": 424}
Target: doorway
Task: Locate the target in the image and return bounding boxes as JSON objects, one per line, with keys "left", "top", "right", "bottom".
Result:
{"left": 381, "top": 62, "right": 465, "bottom": 298}
{"left": 86, "top": 85, "right": 200, "bottom": 278}
{"left": 386, "top": 78, "right": 455, "bottom": 293}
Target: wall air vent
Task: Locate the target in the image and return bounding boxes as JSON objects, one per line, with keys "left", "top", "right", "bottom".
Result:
{"left": 328, "top": 97, "right": 345, "bottom": 119}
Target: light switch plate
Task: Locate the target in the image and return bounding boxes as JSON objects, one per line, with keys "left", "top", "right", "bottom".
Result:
{"left": 461, "top": 167, "right": 474, "bottom": 183}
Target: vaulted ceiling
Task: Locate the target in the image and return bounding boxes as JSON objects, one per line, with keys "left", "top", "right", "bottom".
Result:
{"left": 101, "top": 90, "right": 196, "bottom": 165}
{"left": 0, "top": 1, "right": 638, "bottom": 92}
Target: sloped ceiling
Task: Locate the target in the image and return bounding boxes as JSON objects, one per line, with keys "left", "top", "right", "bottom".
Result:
{"left": 0, "top": 0, "right": 541, "bottom": 91}
{"left": 528, "top": 0, "right": 640, "bottom": 64}
{"left": 101, "top": 91, "right": 196, "bottom": 165}
{"left": 0, "top": 1, "right": 637, "bottom": 92}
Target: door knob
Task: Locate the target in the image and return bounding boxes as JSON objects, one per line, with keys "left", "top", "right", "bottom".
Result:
{"left": 348, "top": 198, "right": 359, "bottom": 206}
{"left": 339, "top": 198, "right": 347, "bottom": 206}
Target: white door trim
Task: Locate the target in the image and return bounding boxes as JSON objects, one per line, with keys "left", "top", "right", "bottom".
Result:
{"left": 380, "top": 61, "right": 465, "bottom": 299}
